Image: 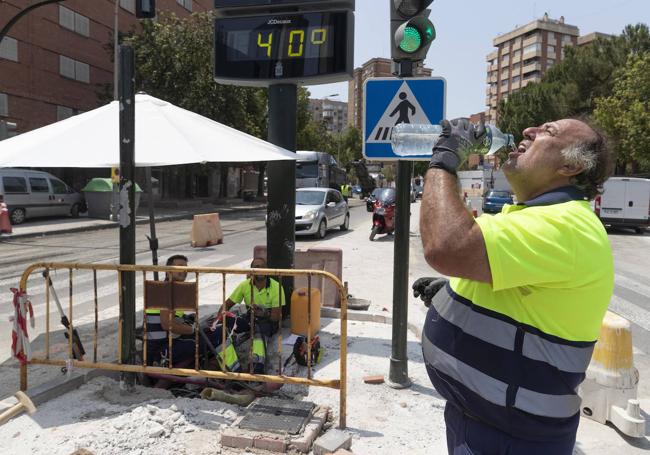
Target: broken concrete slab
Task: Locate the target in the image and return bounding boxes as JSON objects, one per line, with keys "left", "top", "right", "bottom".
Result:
{"left": 313, "top": 429, "right": 352, "bottom": 455}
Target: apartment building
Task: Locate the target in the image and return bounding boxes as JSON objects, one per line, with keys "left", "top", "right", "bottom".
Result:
{"left": 308, "top": 98, "right": 349, "bottom": 134}
{"left": 485, "top": 14, "right": 579, "bottom": 122}
{"left": 348, "top": 57, "right": 432, "bottom": 130}
{"left": 0, "top": 0, "right": 211, "bottom": 135}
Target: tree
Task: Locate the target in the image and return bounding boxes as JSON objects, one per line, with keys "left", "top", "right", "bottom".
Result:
{"left": 594, "top": 53, "right": 650, "bottom": 174}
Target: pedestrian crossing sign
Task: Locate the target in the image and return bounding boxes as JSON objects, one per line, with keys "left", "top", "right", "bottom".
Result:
{"left": 363, "top": 77, "right": 446, "bottom": 161}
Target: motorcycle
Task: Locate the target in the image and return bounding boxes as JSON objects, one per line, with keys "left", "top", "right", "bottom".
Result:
{"left": 369, "top": 188, "right": 396, "bottom": 241}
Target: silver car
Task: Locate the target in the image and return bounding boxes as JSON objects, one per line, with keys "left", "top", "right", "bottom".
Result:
{"left": 0, "top": 169, "right": 85, "bottom": 224}
{"left": 295, "top": 188, "right": 350, "bottom": 239}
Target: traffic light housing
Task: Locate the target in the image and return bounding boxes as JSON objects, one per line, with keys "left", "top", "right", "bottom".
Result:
{"left": 390, "top": 1, "right": 435, "bottom": 62}
{"left": 136, "top": 0, "right": 156, "bottom": 19}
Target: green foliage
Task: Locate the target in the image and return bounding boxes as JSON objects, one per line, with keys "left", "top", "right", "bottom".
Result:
{"left": 594, "top": 53, "right": 650, "bottom": 172}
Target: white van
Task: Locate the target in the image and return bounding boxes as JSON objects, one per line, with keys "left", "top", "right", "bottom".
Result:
{"left": 0, "top": 169, "right": 85, "bottom": 225}
{"left": 594, "top": 177, "right": 650, "bottom": 234}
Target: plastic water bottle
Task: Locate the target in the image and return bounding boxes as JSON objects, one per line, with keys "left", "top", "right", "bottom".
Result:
{"left": 484, "top": 125, "right": 516, "bottom": 157}
{"left": 390, "top": 123, "right": 443, "bottom": 157}
{"left": 391, "top": 122, "right": 515, "bottom": 158}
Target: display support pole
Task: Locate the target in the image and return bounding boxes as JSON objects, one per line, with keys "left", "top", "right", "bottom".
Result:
{"left": 266, "top": 84, "right": 297, "bottom": 312}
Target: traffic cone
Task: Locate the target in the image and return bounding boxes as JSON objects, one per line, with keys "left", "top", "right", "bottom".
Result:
{"left": 578, "top": 311, "right": 646, "bottom": 437}
{"left": 0, "top": 200, "right": 12, "bottom": 234}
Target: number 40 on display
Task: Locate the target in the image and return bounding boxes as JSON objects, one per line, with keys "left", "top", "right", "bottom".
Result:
{"left": 257, "top": 28, "right": 328, "bottom": 58}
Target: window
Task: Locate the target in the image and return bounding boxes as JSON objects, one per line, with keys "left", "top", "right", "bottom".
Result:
{"left": 120, "top": 0, "right": 135, "bottom": 13}
{"left": 562, "top": 35, "right": 572, "bottom": 45}
{"left": 50, "top": 179, "right": 67, "bottom": 194}
{"left": 512, "top": 62, "right": 521, "bottom": 72}
{"left": 501, "top": 79, "right": 508, "bottom": 87}
{"left": 501, "top": 54, "right": 509, "bottom": 66}
{"left": 547, "top": 32, "right": 555, "bottom": 42}
{"left": 547, "top": 58, "right": 555, "bottom": 67}
{"left": 0, "top": 36, "right": 18, "bottom": 62}
{"left": 2, "top": 176, "right": 27, "bottom": 193}
{"left": 60, "top": 6, "right": 90, "bottom": 36}
{"left": 523, "top": 43, "right": 541, "bottom": 54}
{"left": 512, "top": 75, "right": 521, "bottom": 84}
{"left": 59, "top": 55, "right": 90, "bottom": 83}
{"left": 177, "top": 0, "right": 192, "bottom": 11}
{"left": 29, "top": 178, "right": 50, "bottom": 193}
{"left": 0, "top": 93, "right": 7, "bottom": 116}
{"left": 57, "top": 105, "right": 82, "bottom": 121}
{"left": 524, "top": 70, "right": 541, "bottom": 80}
{"left": 513, "top": 49, "right": 521, "bottom": 59}
{"left": 523, "top": 57, "right": 539, "bottom": 66}
{"left": 548, "top": 45, "right": 555, "bottom": 54}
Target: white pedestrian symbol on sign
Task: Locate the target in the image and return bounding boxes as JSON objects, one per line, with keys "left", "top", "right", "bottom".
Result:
{"left": 367, "top": 81, "right": 432, "bottom": 144}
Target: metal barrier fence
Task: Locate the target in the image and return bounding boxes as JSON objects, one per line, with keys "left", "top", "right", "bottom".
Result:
{"left": 18, "top": 262, "right": 348, "bottom": 428}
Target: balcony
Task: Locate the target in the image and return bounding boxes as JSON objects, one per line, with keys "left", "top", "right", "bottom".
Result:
{"left": 522, "top": 62, "right": 542, "bottom": 74}
{"left": 486, "top": 50, "right": 498, "bottom": 61}
{"left": 522, "top": 34, "right": 540, "bottom": 48}
{"left": 511, "top": 80, "right": 521, "bottom": 90}
{"left": 486, "top": 73, "right": 498, "bottom": 84}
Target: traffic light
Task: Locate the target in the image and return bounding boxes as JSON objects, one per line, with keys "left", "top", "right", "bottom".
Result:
{"left": 390, "top": 1, "right": 436, "bottom": 62}
{"left": 136, "top": 0, "right": 156, "bottom": 19}
{"left": 0, "top": 120, "right": 17, "bottom": 141}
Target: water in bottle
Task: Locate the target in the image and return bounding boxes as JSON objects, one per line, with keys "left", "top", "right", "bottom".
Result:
{"left": 390, "top": 123, "right": 443, "bottom": 157}
{"left": 484, "top": 125, "right": 516, "bottom": 159}
{"left": 391, "top": 122, "right": 515, "bottom": 160}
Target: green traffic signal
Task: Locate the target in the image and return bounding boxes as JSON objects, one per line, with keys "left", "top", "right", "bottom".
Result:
{"left": 399, "top": 25, "right": 422, "bottom": 53}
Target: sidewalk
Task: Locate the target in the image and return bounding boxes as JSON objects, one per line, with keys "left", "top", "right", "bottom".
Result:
{"left": 2, "top": 198, "right": 269, "bottom": 240}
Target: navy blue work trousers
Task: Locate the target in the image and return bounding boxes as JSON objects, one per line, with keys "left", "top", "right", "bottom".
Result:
{"left": 444, "top": 403, "right": 576, "bottom": 455}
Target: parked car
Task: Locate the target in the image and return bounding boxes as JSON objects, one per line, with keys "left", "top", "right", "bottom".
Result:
{"left": 295, "top": 188, "right": 350, "bottom": 239}
{"left": 594, "top": 177, "right": 649, "bottom": 234}
{"left": 482, "top": 190, "right": 513, "bottom": 214}
{"left": 351, "top": 185, "right": 362, "bottom": 197}
{"left": 0, "top": 169, "right": 85, "bottom": 224}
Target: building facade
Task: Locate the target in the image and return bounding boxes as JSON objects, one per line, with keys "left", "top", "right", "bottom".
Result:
{"left": 308, "top": 98, "right": 349, "bottom": 134}
{"left": 0, "top": 1, "right": 265, "bottom": 201}
{"left": 485, "top": 14, "right": 579, "bottom": 122}
{"left": 0, "top": 0, "right": 211, "bottom": 135}
{"left": 348, "top": 57, "right": 432, "bottom": 130}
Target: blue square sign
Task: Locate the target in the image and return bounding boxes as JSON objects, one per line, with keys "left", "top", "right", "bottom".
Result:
{"left": 363, "top": 77, "right": 446, "bottom": 161}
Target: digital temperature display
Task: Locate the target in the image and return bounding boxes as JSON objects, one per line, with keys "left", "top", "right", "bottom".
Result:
{"left": 214, "top": 11, "right": 353, "bottom": 86}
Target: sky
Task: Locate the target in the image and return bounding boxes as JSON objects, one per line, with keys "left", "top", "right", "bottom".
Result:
{"left": 305, "top": 0, "right": 650, "bottom": 119}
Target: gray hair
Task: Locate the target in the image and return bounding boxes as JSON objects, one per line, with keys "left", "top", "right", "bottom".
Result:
{"left": 561, "top": 144, "right": 597, "bottom": 174}
{"left": 561, "top": 123, "right": 614, "bottom": 200}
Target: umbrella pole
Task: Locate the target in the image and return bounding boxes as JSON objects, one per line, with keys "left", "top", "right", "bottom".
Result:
{"left": 145, "top": 166, "right": 159, "bottom": 281}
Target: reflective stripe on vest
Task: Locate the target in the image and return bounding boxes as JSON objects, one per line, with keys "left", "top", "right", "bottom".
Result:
{"left": 423, "top": 284, "right": 595, "bottom": 421}
{"left": 145, "top": 313, "right": 181, "bottom": 340}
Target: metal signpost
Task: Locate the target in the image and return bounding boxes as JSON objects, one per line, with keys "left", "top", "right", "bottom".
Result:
{"left": 361, "top": 0, "right": 438, "bottom": 388}
{"left": 213, "top": 0, "right": 355, "bottom": 304}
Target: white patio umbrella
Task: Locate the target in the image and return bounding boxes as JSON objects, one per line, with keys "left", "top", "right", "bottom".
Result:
{"left": 0, "top": 93, "right": 296, "bottom": 167}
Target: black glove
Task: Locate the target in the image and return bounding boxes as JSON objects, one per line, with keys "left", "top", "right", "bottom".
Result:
{"left": 429, "top": 118, "right": 487, "bottom": 174}
{"left": 412, "top": 277, "right": 449, "bottom": 307}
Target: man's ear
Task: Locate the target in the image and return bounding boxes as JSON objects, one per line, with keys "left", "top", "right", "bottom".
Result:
{"left": 558, "top": 162, "right": 583, "bottom": 178}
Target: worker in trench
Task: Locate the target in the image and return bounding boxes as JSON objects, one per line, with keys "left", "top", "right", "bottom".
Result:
{"left": 207, "top": 257, "right": 286, "bottom": 374}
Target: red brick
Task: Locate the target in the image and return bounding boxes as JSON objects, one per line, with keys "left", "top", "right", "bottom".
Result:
{"left": 253, "top": 436, "right": 288, "bottom": 452}
{"left": 221, "top": 429, "right": 253, "bottom": 449}
{"left": 363, "top": 375, "right": 384, "bottom": 384}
